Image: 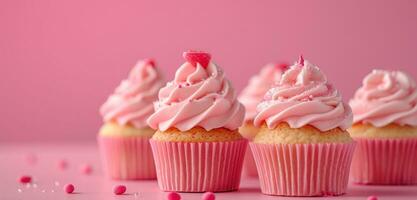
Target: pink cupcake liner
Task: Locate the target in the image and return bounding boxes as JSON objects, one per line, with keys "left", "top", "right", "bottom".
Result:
{"left": 242, "top": 148, "right": 258, "bottom": 177}
{"left": 351, "top": 138, "right": 417, "bottom": 185}
{"left": 98, "top": 135, "right": 156, "bottom": 180}
{"left": 150, "top": 139, "right": 248, "bottom": 192}
{"left": 250, "top": 142, "right": 355, "bottom": 196}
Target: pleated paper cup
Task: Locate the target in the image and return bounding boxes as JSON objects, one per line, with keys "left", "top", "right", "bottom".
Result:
{"left": 242, "top": 148, "right": 258, "bottom": 177}
{"left": 351, "top": 138, "right": 417, "bottom": 185}
{"left": 98, "top": 135, "right": 156, "bottom": 180}
{"left": 250, "top": 142, "right": 355, "bottom": 196}
{"left": 150, "top": 139, "right": 248, "bottom": 192}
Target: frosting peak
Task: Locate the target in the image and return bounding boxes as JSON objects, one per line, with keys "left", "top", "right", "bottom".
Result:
{"left": 239, "top": 63, "right": 288, "bottom": 122}
{"left": 254, "top": 59, "right": 353, "bottom": 131}
{"left": 350, "top": 69, "right": 417, "bottom": 127}
{"left": 147, "top": 52, "right": 245, "bottom": 131}
{"left": 100, "top": 60, "right": 165, "bottom": 128}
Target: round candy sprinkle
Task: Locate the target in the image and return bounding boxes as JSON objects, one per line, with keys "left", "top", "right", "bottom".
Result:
{"left": 202, "top": 192, "right": 215, "bottom": 200}
{"left": 80, "top": 164, "right": 92, "bottom": 175}
{"left": 368, "top": 196, "right": 378, "bottom": 200}
{"left": 58, "top": 159, "right": 68, "bottom": 170}
{"left": 18, "top": 175, "right": 32, "bottom": 184}
{"left": 167, "top": 192, "right": 181, "bottom": 200}
{"left": 113, "top": 185, "right": 126, "bottom": 195}
{"left": 64, "top": 184, "right": 75, "bottom": 194}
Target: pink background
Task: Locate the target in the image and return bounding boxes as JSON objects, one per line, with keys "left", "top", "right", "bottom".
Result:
{"left": 1, "top": 0, "right": 416, "bottom": 142}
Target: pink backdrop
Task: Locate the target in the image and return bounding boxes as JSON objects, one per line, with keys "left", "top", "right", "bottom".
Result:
{"left": 1, "top": 0, "right": 416, "bottom": 142}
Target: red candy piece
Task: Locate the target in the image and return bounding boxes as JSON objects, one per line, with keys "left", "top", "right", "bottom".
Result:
{"left": 368, "top": 196, "right": 378, "bottom": 200}
{"left": 298, "top": 55, "right": 304, "bottom": 66}
{"left": 18, "top": 175, "right": 32, "bottom": 184}
{"left": 145, "top": 59, "right": 156, "bottom": 68}
{"left": 167, "top": 192, "right": 181, "bottom": 200}
{"left": 64, "top": 184, "right": 75, "bottom": 194}
{"left": 275, "top": 62, "right": 289, "bottom": 71}
{"left": 202, "top": 192, "right": 215, "bottom": 200}
{"left": 113, "top": 185, "right": 126, "bottom": 195}
{"left": 183, "top": 50, "right": 211, "bottom": 68}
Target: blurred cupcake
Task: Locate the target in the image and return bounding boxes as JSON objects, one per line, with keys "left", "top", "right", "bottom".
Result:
{"left": 147, "top": 51, "right": 247, "bottom": 192}
{"left": 349, "top": 69, "right": 417, "bottom": 185}
{"left": 98, "top": 59, "right": 164, "bottom": 180}
{"left": 238, "top": 63, "right": 288, "bottom": 177}
{"left": 251, "top": 56, "right": 355, "bottom": 196}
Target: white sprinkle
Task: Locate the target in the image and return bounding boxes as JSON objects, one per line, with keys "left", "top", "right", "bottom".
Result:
{"left": 17, "top": 188, "right": 22, "bottom": 193}
{"left": 54, "top": 181, "right": 60, "bottom": 186}
{"left": 33, "top": 184, "right": 38, "bottom": 188}
{"left": 51, "top": 189, "right": 55, "bottom": 193}
{"left": 41, "top": 189, "right": 46, "bottom": 193}
{"left": 26, "top": 184, "right": 31, "bottom": 188}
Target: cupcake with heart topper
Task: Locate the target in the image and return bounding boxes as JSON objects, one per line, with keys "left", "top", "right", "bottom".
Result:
{"left": 349, "top": 69, "right": 417, "bottom": 185}
{"left": 147, "top": 50, "right": 247, "bottom": 192}
{"left": 98, "top": 59, "right": 164, "bottom": 180}
{"left": 238, "top": 62, "right": 288, "bottom": 177}
{"left": 250, "top": 56, "right": 355, "bottom": 196}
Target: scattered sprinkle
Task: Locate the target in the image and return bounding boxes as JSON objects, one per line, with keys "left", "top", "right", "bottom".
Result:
{"left": 80, "top": 164, "right": 93, "bottom": 175}
{"left": 64, "top": 184, "right": 75, "bottom": 194}
{"left": 41, "top": 189, "right": 46, "bottom": 193}
{"left": 113, "top": 185, "right": 126, "bottom": 195}
{"left": 18, "top": 175, "right": 32, "bottom": 184}
{"left": 33, "top": 184, "right": 38, "bottom": 188}
{"left": 368, "top": 196, "right": 378, "bottom": 200}
{"left": 51, "top": 189, "right": 55, "bottom": 193}
{"left": 17, "top": 188, "right": 22, "bottom": 193}
{"left": 58, "top": 159, "right": 68, "bottom": 170}
{"left": 25, "top": 184, "right": 31, "bottom": 188}
{"left": 202, "top": 192, "right": 215, "bottom": 200}
{"left": 54, "top": 181, "right": 60, "bottom": 186}
{"left": 167, "top": 192, "right": 181, "bottom": 200}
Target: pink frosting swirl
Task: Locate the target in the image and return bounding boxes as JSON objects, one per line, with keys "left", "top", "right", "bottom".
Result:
{"left": 100, "top": 59, "right": 165, "bottom": 128}
{"left": 239, "top": 63, "right": 288, "bottom": 122}
{"left": 350, "top": 69, "right": 417, "bottom": 127}
{"left": 147, "top": 52, "right": 245, "bottom": 132}
{"left": 254, "top": 58, "right": 353, "bottom": 131}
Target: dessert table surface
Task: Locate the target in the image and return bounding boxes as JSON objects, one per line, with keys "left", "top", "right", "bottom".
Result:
{"left": 1, "top": 142, "right": 416, "bottom": 200}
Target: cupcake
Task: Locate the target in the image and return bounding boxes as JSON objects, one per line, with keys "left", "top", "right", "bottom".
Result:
{"left": 98, "top": 59, "right": 164, "bottom": 180}
{"left": 251, "top": 56, "right": 355, "bottom": 196}
{"left": 147, "top": 51, "right": 247, "bottom": 192}
{"left": 238, "top": 63, "right": 288, "bottom": 177}
{"left": 349, "top": 69, "right": 417, "bottom": 185}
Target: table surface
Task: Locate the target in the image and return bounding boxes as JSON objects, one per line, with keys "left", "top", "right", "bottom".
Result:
{"left": 1, "top": 143, "right": 417, "bottom": 200}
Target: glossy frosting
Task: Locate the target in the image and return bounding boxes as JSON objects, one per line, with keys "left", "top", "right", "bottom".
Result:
{"left": 350, "top": 69, "right": 417, "bottom": 127}
{"left": 254, "top": 59, "right": 352, "bottom": 131}
{"left": 147, "top": 52, "right": 245, "bottom": 131}
{"left": 239, "top": 63, "right": 288, "bottom": 122}
{"left": 100, "top": 60, "right": 164, "bottom": 128}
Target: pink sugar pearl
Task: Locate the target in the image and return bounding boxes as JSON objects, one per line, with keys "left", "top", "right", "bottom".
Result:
{"left": 368, "top": 196, "right": 378, "bottom": 200}
{"left": 64, "top": 184, "right": 75, "bottom": 194}
{"left": 58, "top": 159, "right": 68, "bottom": 170}
{"left": 167, "top": 192, "right": 181, "bottom": 200}
{"left": 18, "top": 175, "right": 32, "bottom": 183}
{"left": 80, "top": 164, "right": 92, "bottom": 174}
{"left": 113, "top": 185, "right": 126, "bottom": 195}
{"left": 202, "top": 192, "right": 215, "bottom": 200}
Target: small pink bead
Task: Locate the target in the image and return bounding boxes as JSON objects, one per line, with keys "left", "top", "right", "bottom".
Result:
{"left": 368, "top": 196, "right": 378, "bottom": 200}
{"left": 80, "top": 164, "right": 92, "bottom": 175}
{"left": 202, "top": 192, "right": 215, "bottom": 200}
{"left": 167, "top": 192, "right": 181, "bottom": 200}
{"left": 18, "top": 175, "right": 32, "bottom": 183}
{"left": 64, "top": 184, "right": 75, "bottom": 194}
{"left": 113, "top": 185, "right": 126, "bottom": 195}
{"left": 58, "top": 159, "right": 68, "bottom": 170}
